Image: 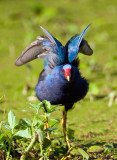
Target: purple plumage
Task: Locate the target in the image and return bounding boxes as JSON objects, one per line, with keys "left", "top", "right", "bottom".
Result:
{"left": 15, "top": 25, "right": 93, "bottom": 111}
{"left": 35, "top": 64, "right": 88, "bottom": 111}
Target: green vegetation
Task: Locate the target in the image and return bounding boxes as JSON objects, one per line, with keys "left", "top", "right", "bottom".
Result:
{"left": 0, "top": 0, "right": 117, "bottom": 159}
{"left": 0, "top": 100, "right": 90, "bottom": 160}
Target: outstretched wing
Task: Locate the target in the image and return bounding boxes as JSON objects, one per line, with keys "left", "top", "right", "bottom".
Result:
{"left": 15, "top": 26, "right": 66, "bottom": 72}
{"left": 15, "top": 36, "right": 50, "bottom": 66}
{"left": 65, "top": 25, "right": 93, "bottom": 63}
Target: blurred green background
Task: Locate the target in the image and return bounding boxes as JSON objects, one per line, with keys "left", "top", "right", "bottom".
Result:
{"left": 0, "top": 0, "right": 117, "bottom": 145}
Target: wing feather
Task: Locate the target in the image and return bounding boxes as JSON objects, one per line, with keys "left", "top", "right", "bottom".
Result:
{"left": 15, "top": 27, "right": 65, "bottom": 73}
{"left": 65, "top": 25, "right": 93, "bottom": 63}
{"left": 15, "top": 36, "right": 49, "bottom": 66}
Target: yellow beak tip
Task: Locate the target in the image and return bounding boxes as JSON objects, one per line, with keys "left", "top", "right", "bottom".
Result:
{"left": 67, "top": 76, "right": 70, "bottom": 81}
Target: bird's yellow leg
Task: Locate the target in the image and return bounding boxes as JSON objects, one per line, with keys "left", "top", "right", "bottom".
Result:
{"left": 43, "top": 103, "right": 50, "bottom": 140}
{"left": 61, "top": 110, "right": 71, "bottom": 149}
{"left": 44, "top": 113, "right": 50, "bottom": 140}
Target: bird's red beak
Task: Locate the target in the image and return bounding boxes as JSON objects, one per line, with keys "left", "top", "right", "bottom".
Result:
{"left": 64, "top": 69, "right": 71, "bottom": 81}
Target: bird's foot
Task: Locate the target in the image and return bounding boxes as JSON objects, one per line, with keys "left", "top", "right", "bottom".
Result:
{"left": 65, "top": 134, "right": 71, "bottom": 150}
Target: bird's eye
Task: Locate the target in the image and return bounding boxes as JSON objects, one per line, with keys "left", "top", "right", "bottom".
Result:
{"left": 61, "top": 69, "right": 64, "bottom": 72}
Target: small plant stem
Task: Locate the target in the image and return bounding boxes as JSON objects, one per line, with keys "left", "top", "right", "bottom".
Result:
{"left": 39, "top": 143, "right": 43, "bottom": 157}
{"left": 6, "top": 134, "right": 13, "bottom": 160}
{"left": 20, "top": 129, "right": 37, "bottom": 160}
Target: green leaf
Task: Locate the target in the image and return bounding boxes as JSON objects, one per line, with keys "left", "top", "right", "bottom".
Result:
{"left": 0, "top": 131, "right": 9, "bottom": 140}
{"left": 35, "top": 120, "right": 45, "bottom": 126}
{"left": 48, "top": 108, "right": 59, "bottom": 113}
{"left": 15, "top": 128, "right": 32, "bottom": 138}
{"left": 29, "top": 102, "right": 42, "bottom": 113}
{"left": 45, "top": 127, "right": 57, "bottom": 132}
{"left": 43, "top": 138, "right": 51, "bottom": 149}
{"left": 87, "top": 145, "right": 104, "bottom": 153}
{"left": 20, "top": 118, "right": 32, "bottom": 127}
{"left": 32, "top": 119, "right": 38, "bottom": 126}
{"left": 2, "top": 124, "right": 11, "bottom": 130}
{"left": 50, "top": 118, "right": 60, "bottom": 122}
{"left": 78, "top": 148, "right": 89, "bottom": 159}
{"left": 40, "top": 115, "right": 45, "bottom": 118}
{"left": 42, "top": 100, "right": 51, "bottom": 112}
{"left": 49, "top": 119, "right": 60, "bottom": 127}
{"left": 8, "top": 110, "right": 17, "bottom": 132}
{"left": 45, "top": 113, "right": 51, "bottom": 117}
{"left": 29, "top": 103, "right": 38, "bottom": 109}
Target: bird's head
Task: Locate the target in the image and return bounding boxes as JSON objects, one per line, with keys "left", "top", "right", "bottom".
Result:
{"left": 61, "top": 64, "right": 72, "bottom": 82}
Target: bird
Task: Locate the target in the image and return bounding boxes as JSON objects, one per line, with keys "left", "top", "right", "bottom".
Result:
{"left": 15, "top": 25, "right": 93, "bottom": 148}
